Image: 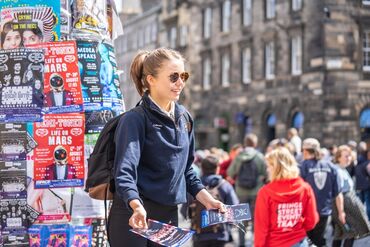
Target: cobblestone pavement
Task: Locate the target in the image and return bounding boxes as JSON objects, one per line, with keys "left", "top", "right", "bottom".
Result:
{"left": 179, "top": 209, "right": 370, "bottom": 247}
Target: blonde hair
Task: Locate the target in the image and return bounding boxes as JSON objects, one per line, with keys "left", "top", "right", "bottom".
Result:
{"left": 130, "top": 47, "right": 184, "bottom": 96}
{"left": 334, "top": 145, "right": 352, "bottom": 164}
{"left": 265, "top": 147, "right": 299, "bottom": 181}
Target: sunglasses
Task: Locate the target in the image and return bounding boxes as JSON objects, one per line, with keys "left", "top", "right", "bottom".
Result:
{"left": 169, "top": 72, "right": 189, "bottom": 83}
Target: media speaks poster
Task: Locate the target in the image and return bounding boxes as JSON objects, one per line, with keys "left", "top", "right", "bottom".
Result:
{"left": 33, "top": 113, "right": 85, "bottom": 189}
{"left": 77, "top": 40, "right": 123, "bottom": 114}
{"left": 27, "top": 41, "right": 83, "bottom": 114}
{"left": 0, "top": 0, "right": 60, "bottom": 43}
{"left": 0, "top": 48, "right": 44, "bottom": 122}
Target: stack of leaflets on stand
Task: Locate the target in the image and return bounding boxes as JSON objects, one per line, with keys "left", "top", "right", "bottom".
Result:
{"left": 130, "top": 219, "right": 194, "bottom": 247}
{"left": 201, "top": 203, "right": 252, "bottom": 228}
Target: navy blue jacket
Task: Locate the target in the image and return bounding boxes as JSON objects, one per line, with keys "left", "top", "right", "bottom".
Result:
{"left": 299, "top": 159, "right": 340, "bottom": 216}
{"left": 113, "top": 93, "right": 204, "bottom": 207}
{"left": 355, "top": 157, "right": 370, "bottom": 191}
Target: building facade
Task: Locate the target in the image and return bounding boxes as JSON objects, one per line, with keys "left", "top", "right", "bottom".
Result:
{"left": 117, "top": 0, "right": 370, "bottom": 150}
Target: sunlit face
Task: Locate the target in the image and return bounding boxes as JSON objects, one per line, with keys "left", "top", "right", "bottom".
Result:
{"left": 147, "top": 59, "right": 187, "bottom": 103}
{"left": 339, "top": 150, "right": 352, "bottom": 167}
{"left": 2, "top": 30, "right": 21, "bottom": 49}
{"left": 23, "top": 30, "right": 42, "bottom": 45}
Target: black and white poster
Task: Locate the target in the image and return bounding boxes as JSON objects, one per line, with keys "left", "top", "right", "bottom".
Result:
{"left": 0, "top": 48, "right": 44, "bottom": 122}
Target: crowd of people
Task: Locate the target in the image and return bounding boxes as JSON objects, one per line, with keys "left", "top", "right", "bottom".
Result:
{"left": 188, "top": 130, "right": 370, "bottom": 247}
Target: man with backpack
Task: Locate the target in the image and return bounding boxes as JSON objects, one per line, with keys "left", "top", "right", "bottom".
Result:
{"left": 190, "top": 155, "right": 239, "bottom": 247}
{"left": 227, "top": 133, "right": 266, "bottom": 247}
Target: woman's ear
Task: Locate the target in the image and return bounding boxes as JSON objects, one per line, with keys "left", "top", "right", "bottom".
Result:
{"left": 146, "top": 74, "right": 155, "bottom": 87}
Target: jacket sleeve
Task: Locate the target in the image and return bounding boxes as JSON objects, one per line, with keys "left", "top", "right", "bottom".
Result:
{"left": 227, "top": 156, "right": 240, "bottom": 179}
{"left": 302, "top": 184, "right": 319, "bottom": 231}
{"left": 184, "top": 113, "right": 204, "bottom": 197}
{"left": 113, "top": 111, "right": 145, "bottom": 208}
{"left": 254, "top": 187, "right": 269, "bottom": 247}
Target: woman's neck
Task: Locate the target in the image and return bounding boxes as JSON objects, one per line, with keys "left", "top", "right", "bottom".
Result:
{"left": 148, "top": 94, "right": 171, "bottom": 112}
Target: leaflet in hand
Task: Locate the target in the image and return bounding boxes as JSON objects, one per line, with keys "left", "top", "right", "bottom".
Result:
{"left": 201, "top": 203, "right": 251, "bottom": 228}
{"left": 130, "top": 219, "right": 194, "bottom": 247}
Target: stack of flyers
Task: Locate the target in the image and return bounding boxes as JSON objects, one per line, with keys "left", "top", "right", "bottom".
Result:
{"left": 201, "top": 203, "right": 252, "bottom": 228}
{"left": 130, "top": 219, "right": 194, "bottom": 247}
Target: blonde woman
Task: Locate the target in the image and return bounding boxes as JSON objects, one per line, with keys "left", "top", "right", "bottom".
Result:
{"left": 254, "top": 147, "right": 319, "bottom": 247}
{"left": 332, "top": 145, "right": 370, "bottom": 247}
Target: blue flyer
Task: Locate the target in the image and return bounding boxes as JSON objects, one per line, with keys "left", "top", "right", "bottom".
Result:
{"left": 69, "top": 225, "right": 92, "bottom": 247}
{"left": 201, "top": 203, "right": 252, "bottom": 228}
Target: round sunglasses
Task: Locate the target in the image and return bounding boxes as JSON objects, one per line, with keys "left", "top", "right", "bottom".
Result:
{"left": 168, "top": 72, "right": 190, "bottom": 83}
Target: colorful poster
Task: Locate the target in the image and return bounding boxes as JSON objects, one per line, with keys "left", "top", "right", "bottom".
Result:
{"left": 28, "top": 224, "right": 49, "bottom": 247}
{"left": 27, "top": 41, "right": 83, "bottom": 114}
{"left": 130, "top": 219, "right": 194, "bottom": 247}
{"left": 70, "top": 225, "right": 92, "bottom": 247}
{"left": 33, "top": 113, "right": 85, "bottom": 189}
{"left": 0, "top": 0, "right": 60, "bottom": 44}
{"left": 84, "top": 218, "right": 108, "bottom": 247}
{"left": 0, "top": 48, "right": 44, "bottom": 122}
{"left": 0, "top": 123, "right": 28, "bottom": 161}
{"left": 46, "top": 224, "right": 69, "bottom": 247}
{"left": 72, "top": 0, "right": 108, "bottom": 39}
{"left": 77, "top": 40, "right": 123, "bottom": 114}
{"left": 201, "top": 203, "right": 252, "bottom": 228}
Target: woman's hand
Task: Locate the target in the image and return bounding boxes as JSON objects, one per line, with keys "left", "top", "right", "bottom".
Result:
{"left": 129, "top": 199, "right": 148, "bottom": 229}
{"left": 195, "top": 189, "right": 226, "bottom": 213}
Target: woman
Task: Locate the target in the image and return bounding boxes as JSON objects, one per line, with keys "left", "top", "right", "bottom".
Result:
{"left": 1, "top": 22, "right": 22, "bottom": 49}
{"left": 22, "top": 26, "right": 43, "bottom": 45}
{"left": 254, "top": 147, "right": 319, "bottom": 247}
{"left": 332, "top": 145, "right": 370, "bottom": 247}
{"left": 108, "top": 48, "right": 225, "bottom": 246}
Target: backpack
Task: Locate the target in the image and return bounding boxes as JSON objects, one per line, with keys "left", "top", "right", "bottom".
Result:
{"left": 190, "top": 179, "right": 225, "bottom": 234}
{"left": 85, "top": 106, "right": 144, "bottom": 201}
{"left": 237, "top": 156, "right": 259, "bottom": 189}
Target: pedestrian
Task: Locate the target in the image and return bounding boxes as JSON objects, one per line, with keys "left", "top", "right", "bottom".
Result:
{"left": 190, "top": 155, "right": 239, "bottom": 247}
{"left": 218, "top": 143, "right": 243, "bottom": 185}
{"left": 299, "top": 138, "right": 345, "bottom": 247}
{"left": 332, "top": 145, "right": 370, "bottom": 247}
{"left": 227, "top": 133, "right": 266, "bottom": 247}
{"left": 355, "top": 142, "right": 370, "bottom": 221}
{"left": 254, "top": 147, "right": 319, "bottom": 247}
{"left": 287, "top": 128, "right": 302, "bottom": 157}
{"left": 108, "top": 48, "right": 226, "bottom": 246}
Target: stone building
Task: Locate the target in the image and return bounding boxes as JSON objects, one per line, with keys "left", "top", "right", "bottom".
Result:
{"left": 178, "top": 0, "right": 370, "bottom": 150}
{"left": 116, "top": 0, "right": 370, "bottom": 150}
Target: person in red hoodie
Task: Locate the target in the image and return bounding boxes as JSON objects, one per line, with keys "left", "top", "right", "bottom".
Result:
{"left": 254, "top": 147, "right": 319, "bottom": 247}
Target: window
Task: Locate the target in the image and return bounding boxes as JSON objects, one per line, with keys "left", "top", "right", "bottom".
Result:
{"left": 292, "top": 0, "right": 302, "bottom": 11}
{"left": 363, "top": 31, "right": 370, "bottom": 71}
{"left": 266, "top": 0, "right": 276, "bottom": 19}
{"left": 179, "top": 25, "right": 188, "bottom": 47}
{"left": 202, "top": 57, "right": 211, "bottom": 90}
{"left": 169, "top": 26, "right": 177, "bottom": 48}
{"left": 265, "top": 42, "right": 275, "bottom": 79}
{"left": 145, "top": 26, "right": 151, "bottom": 44}
{"left": 221, "top": 53, "right": 230, "bottom": 87}
{"left": 242, "top": 0, "right": 252, "bottom": 26}
{"left": 291, "top": 36, "right": 302, "bottom": 75}
{"left": 292, "top": 112, "right": 304, "bottom": 129}
{"left": 138, "top": 30, "right": 144, "bottom": 47}
{"left": 242, "top": 47, "right": 251, "bottom": 84}
{"left": 363, "top": 1, "right": 370, "bottom": 6}
{"left": 151, "top": 23, "right": 157, "bottom": 42}
{"left": 203, "top": 7, "right": 212, "bottom": 39}
{"left": 221, "top": 0, "right": 231, "bottom": 32}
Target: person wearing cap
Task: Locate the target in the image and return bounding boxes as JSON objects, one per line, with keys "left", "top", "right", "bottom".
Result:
{"left": 44, "top": 73, "right": 75, "bottom": 107}
{"left": 299, "top": 138, "right": 344, "bottom": 247}
{"left": 45, "top": 145, "right": 77, "bottom": 180}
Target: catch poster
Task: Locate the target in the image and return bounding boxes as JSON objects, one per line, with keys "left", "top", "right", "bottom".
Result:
{"left": 77, "top": 40, "right": 123, "bottom": 114}
{"left": 0, "top": 0, "right": 60, "bottom": 44}
{"left": 0, "top": 48, "right": 44, "bottom": 122}
{"left": 0, "top": 123, "right": 28, "bottom": 161}
{"left": 33, "top": 113, "right": 84, "bottom": 189}
{"left": 27, "top": 41, "right": 83, "bottom": 114}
